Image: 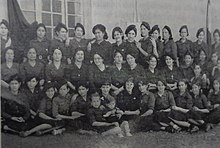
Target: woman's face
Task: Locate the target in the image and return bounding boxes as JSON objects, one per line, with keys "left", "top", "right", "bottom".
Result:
{"left": 149, "top": 57, "right": 157, "bottom": 69}
{"left": 192, "top": 84, "right": 200, "bottom": 95}
{"left": 78, "top": 86, "right": 88, "bottom": 97}
{"left": 126, "top": 54, "right": 136, "bottom": 66}
{"left": 27, "top": 78, "right": 38, "bottom": 90}
{"left": 114, "top": 52, "right": 123, "bottom": 64}
{"left": 27, "top": 48, "right": 37, "bottom": 61}
{"left": 94, "top": 29, "right": 104, "bottom": 41}
{"left": 0, "top": 24, "right": 8, "bottom": 36}
{"left": 59, "top": 84, "right": 69, "bottom": 97}
{"left": 5, "top": 49, "right": 14, "bottom": 62}
{"left": 138, "top": 83, "right": 148, "bottom": 93}
{"left": 125, "top": 81, "right": 134, "bottom": 92}
{"left": 178, "top": 81, "right": 187, "bottom": 93}
{"left": 157, "top": 81, "right": 165, "bottom": 92}
{"left": 57, "top": 28, "right": 67, "bottom": 40}
{"left": 75, "top": 27, "right": 84, "bottom": 38}
{"left": 152, "top": 30, "right": 159, "bottom": 40}
{"left": 213, "top": 80, "right": 220, "bottom": 91}
{"left": 194, "top": 65, "right": 201, "bottom": 75}
{"left": 94, "top": 54, "right": 104, "bottom": 66}
{"left": 53, "top": 49, "right": 62, "bottom": 62}
{"left": 75, "top": 50, "right": 84, "bottom": 62}
{"left": 127, "top": 30, "right": 136, "bottom": 42}
{"left": 140, "top": 25, "right": 149, "bottom": 37}
{"left": 211, "top": 53, "right": 218, "bottom": 63}
{"left": 37, "top": 26, "right": 46, "bottom": 39}
{"left": 213, "top": 32, "right": 220, "bottom": 43}
{"left": 46, "top": 88, "right": 55, "bottom": 99}
{"left": 162, "top": 28, "right": 170, "bottom": 40}
{"left": 184, "top": 55, "right": 192, "bottom": 65}
{"left": 114, "top": 31, "right": 123, "bottom": 42}
{"left": 199, "top": 50, "right": 206, "bottom": 61}
{"left": 165, "top": 56, "right": 174, "bottom": 66}
{"left": 180, "top": 28, "right": 188, "bottom": 39}
{"left": 9, "top": 80, "right": 20, "bottom": 92}
{"left": 198, "top": 31, "right": 205, "bottom": 42}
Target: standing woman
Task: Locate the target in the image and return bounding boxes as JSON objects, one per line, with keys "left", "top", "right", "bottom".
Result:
{"left": 19, "top": 47, "right": 45, "bottom": 86}
{"left": 88, "top": 52, "right": 111, "bottom": 92}
{"left": 29, "top": 23, "right": 50, "bottom": 64}
{"left": 112, "top": 27, "right": 127, "bottom": 61}
{"left": 138, "top": 22, "right": 158, "bottom": 68}
{"left": 110, "top": 51, "right": 129, "bottom": 96}
{"left": 45, "top": 48, "right": 66, "bottom": 82}
{"left": 192, "top": 28, "right": 210, "bottom": 62}
{"left": 149, "top": 25, "right": 164, "bottom": 59}
{"left": 162, "top": 25, "right": 178, "bottom": 67}
{"left": 89, "top": 24, "right": 112, "bottom": 65}
{"left": 176, "top": 25, "right": 193, "bottom": 65}
{"left": 0, "top": 19, "right": 12, "bottom": 62}
{"left": 212, "top": 29, "right": 220, "bottom": 57}
{"left": 124, "top": 25, "right": 140, "bottom": 62}
{"left": 1, "top": 47, "right": 19, "bottom": 88}
{"left": 49, "top": 22, "right": 71, "bottom": 64}
{"left": 65, "top": 48, "right": 89, "bottom": 90}
{"left": 69, "top": 23, "right": 90, "bottom": 63}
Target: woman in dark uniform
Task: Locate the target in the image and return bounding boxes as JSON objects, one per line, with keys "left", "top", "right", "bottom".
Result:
{"left": 89, "top": 24, "right": 112, "bottom": 65}
{"left": 111, "top": 27, "right": 127, "bottom": 62}
{"left": 29, "top": 23, "right": 50, "bottom": 64}
{"left": 162, "top": 25, "right": 178, "bottom": 66}
{"left": 212, "top": 29, "right": 220, "bottom": 57}
{"left": 49, "top": 22, "right": 71, "bottom": 64}
{"left": 176, "top": 25, "right": 193, "bottom": 66}
{"left": 192, "top": 28, "right": 210, "bottom": 62}
{"left": 181, "top": 51, "right": 195, "bottom": 81}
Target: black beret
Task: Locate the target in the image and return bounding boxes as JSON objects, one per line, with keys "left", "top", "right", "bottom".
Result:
{"left": 125, "top": 25, "right": 137, "bottom": 36}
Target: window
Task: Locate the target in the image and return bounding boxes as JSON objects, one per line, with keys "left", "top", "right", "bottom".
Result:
{"left": 18, "top": 0, "right": 83, "bottom": 39}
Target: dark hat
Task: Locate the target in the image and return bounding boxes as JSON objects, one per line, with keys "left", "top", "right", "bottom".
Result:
{"left": 75, "top": 23, "right": 85, "bottom": 35}
{"left": 157, "top": 77, "right": 167, "bottom": 86}
{"left": 25, "top": 75, "right": 39, "bottom": 83}
{"left": 112, "top": 27, "right": 123, "bottom": 39}
{"left": 93, "top": 51, "right": 105, "bottom": 60}
{"left": 163, "top": 25, "right": 173, "bottom": 40}
{"left": 92, "top": 24, "right": 108, "bottom": 39}
{"left": 36, "top": 23, "right": 47, "bottom": 32}
{"left": 164, "top": 53, "right": 176, "bottom": 60}
{"left": 54, "top": 22, "right": 68, "bottom": 33}
{"left": 76, "top": 80, "right": 90, "bottom": 90}
{"left": 126, "top": 77, "right": 135, "bottom": 83}
{"left": 149, "top": 25, "right": 160, "bottom": 35}
{"left": 138, "top": 78, "right": 148, "bottom": 86}
{"left": 44, "top": 82, "right": 56, "bottom": 92}
{"left": 8, "top": 74, "right": 22, "bottom": 83}
{"left": 196, "top": 28, "right": 204, "bottom": 38}
{"left": 0, "top": 19, "right": 9, "bottom": 29}
{"left": 125, "top": 25, "right": 137, "bottom": 36}
{"left": 141, "top": 21, "right": 150, "bottom": 31}
{"left": 100, "top": 79, "right": 112, "bottom": 86}
{"left": 56, "top": 78, "right": 68, "bottom": 90}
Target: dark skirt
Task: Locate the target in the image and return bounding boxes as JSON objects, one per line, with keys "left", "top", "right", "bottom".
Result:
{"left": 91, "top": 125, "right": 116, "bottom": 133}
{"left": 169, "top": 110, "right": 188, "bottom": 121}
{"left": 205, "top": 108, "right": 220, "bottom": 124}
{"left": 187, "top": 109, "right": 208, "bottom": 121}
{"left": 153, "top": 111, "right": 171, "bottom": 124}
{"left": 131, "top": 115, "right": 154, "bottom": 132}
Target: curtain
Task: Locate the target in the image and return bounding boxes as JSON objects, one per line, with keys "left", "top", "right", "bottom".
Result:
{"left": 7, "top": 0, "right": 37, "bottom": 62}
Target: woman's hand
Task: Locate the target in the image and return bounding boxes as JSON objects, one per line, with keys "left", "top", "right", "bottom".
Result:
{"left": 11, "top": 117, "right": 25, "bottom": 122}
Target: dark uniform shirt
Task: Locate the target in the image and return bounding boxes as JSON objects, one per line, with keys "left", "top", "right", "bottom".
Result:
{"left": 163, "top": 40, "right": 177, "bottom": 60}
{"left": 145, "top": 68, "right": 160, "bottom": 84}
{"left": 192, "top": 41, "right": 210, "bottom": 61}
{"left": 181, "top": 64, "right": 194, "bottom": 81}
{"left": 154, "top": 90, "right": 176, "bottom": 111}
{"left": 208, "top": 91, "right": 220, "bottom": 105}
{"left": 65, "top": 62, "right": 89, "bottom": 85}
{"left": 175, "top": 91, "right": 193, "bottom": 109}
{"left": 70, "top": 95, "right": 91, "bottom": 114}
{"left": 1, "top": 92, "right": 30, "bottom": 120}
{"left": 211, "top": 43, "right": 220, "bottom": 57}
{"left": 116, "top": 90, "right": 140, "bottom": 111}
{"left": 52, "top": 93, "right": 72, "bottom": 117}
{"left": 126, "top": 64, "right": 146, "bottom": 83}
{"left": 29, "top": 38, "right": 50, "bottom": 63}
{"left": 87, "top": 107, "right": 106, "bottom": 124}
{"left": 176, "top": 39, "right": 193, "bottom": 63}
{"left": 19, "top": 61, "right": 45, "bottom": 81}
{"left": 139, "top": 92, "right": 155, "bottom": 115}
{"left": 192, "top": 94, "right": 208, "bottom": 109}
{"left": 90, "top": 40, "right": 113, "bottom": 65}
{"left": 112, "top": 41, "right": 128, "bottom": 60}
{"left": 162, "top": 66, "right": 183, "bottom": 84}
{"left": 139, "top": 37, "right": 153, "bottom": 66}
{"left": 124, "top": 40, "right": 140, "bottom": 62}
{"left": 1, "top": 63, "right": 19, "bottom": 82}
{"left": 45, "top": 62, "right": 66, "bottom": 82}
{"left": 109, "top": 65, "right": 129, "bottom": 88}
{"left": 38, "top": 96, "right": 53, "bottom": 117}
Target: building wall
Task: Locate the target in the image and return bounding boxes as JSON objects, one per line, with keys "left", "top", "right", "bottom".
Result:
{"left": 1, "top": 0, "right": 220, "bottom": 42}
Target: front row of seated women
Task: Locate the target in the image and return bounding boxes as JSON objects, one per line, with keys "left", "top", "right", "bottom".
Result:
{"left": 2, "top": 72, "right": 220, "bottom": 137}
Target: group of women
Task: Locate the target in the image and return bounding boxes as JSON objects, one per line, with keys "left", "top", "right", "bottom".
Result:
{"left": 1, "top": 18, "right": 220, "bottom": 137}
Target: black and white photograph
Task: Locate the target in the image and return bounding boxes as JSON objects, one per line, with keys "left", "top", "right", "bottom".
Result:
{"left": 1, "top": 0, "right": 220, "bottom": 147}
